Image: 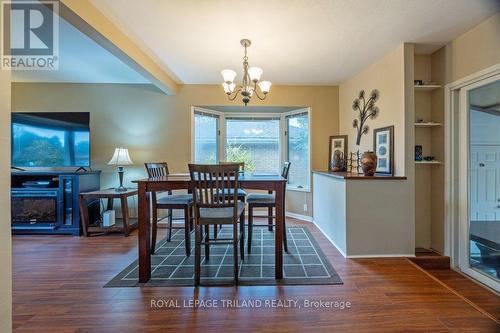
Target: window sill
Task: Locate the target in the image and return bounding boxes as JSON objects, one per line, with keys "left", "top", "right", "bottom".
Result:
{"left": 286, "top": 185, "right": 311, "bottom": 193}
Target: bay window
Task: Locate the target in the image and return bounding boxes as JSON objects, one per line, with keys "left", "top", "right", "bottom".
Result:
{"left": 192, "top": 107, "right": 310, "bottom": 191}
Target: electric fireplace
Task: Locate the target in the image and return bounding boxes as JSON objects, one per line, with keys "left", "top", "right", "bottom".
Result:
{"left": 11, "top": 189, "right": 60, "bottom": 226}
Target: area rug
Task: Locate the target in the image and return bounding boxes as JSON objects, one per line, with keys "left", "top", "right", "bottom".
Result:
{"left": 105, "top": 226, "right": 343, "bottom": 287}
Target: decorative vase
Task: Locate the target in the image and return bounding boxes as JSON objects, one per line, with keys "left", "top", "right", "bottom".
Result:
{"left": 361, "top": 151, "right": 377, "bottom": 176}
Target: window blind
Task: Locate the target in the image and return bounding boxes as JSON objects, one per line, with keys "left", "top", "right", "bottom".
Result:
{"left": 194, "top": 110, "right": 219, "bottom": 118}
{"left": 285, "top": 111, "right": 308, "bottom": 119}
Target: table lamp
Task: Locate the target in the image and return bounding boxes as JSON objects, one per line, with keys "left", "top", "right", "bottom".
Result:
{"left": 108, "top": 148, "right": 133, "bottom": 192}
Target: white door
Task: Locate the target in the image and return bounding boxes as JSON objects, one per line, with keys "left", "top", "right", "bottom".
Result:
{"left": 458, "top": 75, "right": 500, "bottom": 292}
{"left": 469, "top": 145, "right": 500, "bottom": 221}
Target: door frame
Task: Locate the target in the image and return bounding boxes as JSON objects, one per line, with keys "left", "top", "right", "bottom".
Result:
{"left": 445, "top": 63, "right": 500, "bottom": 291}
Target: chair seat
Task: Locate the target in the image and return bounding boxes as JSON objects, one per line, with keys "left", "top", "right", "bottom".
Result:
{"left": 213, "top": 188, "right": 247, "bottom": 201}
{"left": 246, "top": 193, "right": 275, "bottom": 204}
{"left": 199, "top": 202, "right": 245, "bottom": 224}
{"left": 156, "top": 194, "right": 193, "bottom": 205}
{"left": 222, "top": 188, "right": 247, "bottom": 196}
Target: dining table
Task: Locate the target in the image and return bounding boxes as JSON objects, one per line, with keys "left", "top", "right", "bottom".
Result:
{"left": 132, "top": 172, "right": 287, "bottom": 283}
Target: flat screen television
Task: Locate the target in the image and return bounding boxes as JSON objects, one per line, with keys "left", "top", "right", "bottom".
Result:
{"left": 11, "top": 112, "right": 90, "bottom": 168}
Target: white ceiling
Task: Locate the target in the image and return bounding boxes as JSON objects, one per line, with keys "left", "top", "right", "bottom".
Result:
{"left": 90, "top": 0, "right": 499, "bottom": 85}
{"left": 12, "top": 15, "right": 149, "bottom": 84}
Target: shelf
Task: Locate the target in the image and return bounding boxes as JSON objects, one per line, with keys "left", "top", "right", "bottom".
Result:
{"left": 87, "top": 218, "right": 138, "bottom": 234}
{"left": 415, "top": 160, "right": 442, "bottom": 165}
{"left": 414, "top": 85, "right": 441, "bottom": 91}
{"left": 414, "top": 122, "right": 442, "bottom": 127}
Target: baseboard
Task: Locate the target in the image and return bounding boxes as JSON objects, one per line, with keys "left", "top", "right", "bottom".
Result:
{"left": 312, "top": 220, "right": 347, "bottom": 257}
{"left": 285, "top": 211, "right": 313, "bottom": 222}
{"left": 251, "top": 210, "right": 312, "bottom": 223}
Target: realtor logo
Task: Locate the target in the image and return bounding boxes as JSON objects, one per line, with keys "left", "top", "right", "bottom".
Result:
{"left": 1, "top": 0, "right": 59, "bottom": 70}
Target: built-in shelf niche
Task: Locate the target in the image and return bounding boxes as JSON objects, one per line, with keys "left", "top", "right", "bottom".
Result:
{"left": 413, "top": 47, "right": 445, "bottom": 252}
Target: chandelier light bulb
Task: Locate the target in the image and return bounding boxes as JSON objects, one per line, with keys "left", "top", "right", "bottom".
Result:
{"left": 221, "top": 69, "right": 237, "bottom": 83}
{"left": 248, "top": 67, "right": 263, "bottom": 82}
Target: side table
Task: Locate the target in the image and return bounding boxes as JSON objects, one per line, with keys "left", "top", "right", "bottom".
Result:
{"left": 79, "top": 188, "right": 138, "bottom": 236}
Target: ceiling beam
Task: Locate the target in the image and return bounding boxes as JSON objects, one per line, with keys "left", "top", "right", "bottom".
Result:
{"left": 57, "top": 0, "right": 178, "bottom": 95}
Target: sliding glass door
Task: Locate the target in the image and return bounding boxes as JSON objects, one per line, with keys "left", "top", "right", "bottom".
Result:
{"left": 459, "top": 75, "right": 500, "bottom": 291}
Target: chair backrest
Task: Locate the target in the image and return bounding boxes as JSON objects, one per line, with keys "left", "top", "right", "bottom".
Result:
{"left": 282, "top": 162, "right": 291, "bottom": 180}
{"left": 188, "top": 163, "right": 240, "bottom": 209}
{"left": 219, "top": 161, "right": 245, "bottom": 172}
{"left": 145, "top": 162, "right": 169, "bottom": 177}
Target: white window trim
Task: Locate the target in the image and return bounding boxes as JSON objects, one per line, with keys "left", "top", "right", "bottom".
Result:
{"left": 191, "top": 106, "right": 312, "bottom": 192}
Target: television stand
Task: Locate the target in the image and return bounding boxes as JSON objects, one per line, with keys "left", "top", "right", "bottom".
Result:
{"left": 11, "top": 170, "right": 101, "bottom": 235}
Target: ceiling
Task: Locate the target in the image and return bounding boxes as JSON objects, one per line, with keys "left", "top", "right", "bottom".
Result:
{"left": 12, "top": 15, "right": 149, "bottom": 84}
{"left": 90, "top": 0, "right": 499, "bottom": 85}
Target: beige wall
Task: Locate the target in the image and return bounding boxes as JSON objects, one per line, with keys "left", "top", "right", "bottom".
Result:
{"left": 11, "top": 83, "right": 339, "bottom": 218}
{"left": 445, "top": 12, "right": 500, "bottom": 83}
{"left": 0, "top": 71, "right": 11, "bottom": 331}
{"left": 339, "top": 44, "right": 406, "bottom": 176}
{"left": 338, "top": 43, "right": 415, "bottom": 253}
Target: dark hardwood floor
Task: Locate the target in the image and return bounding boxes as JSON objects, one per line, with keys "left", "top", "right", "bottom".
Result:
{"left": 12, "top": 219, "right": 500, "bottom": 332}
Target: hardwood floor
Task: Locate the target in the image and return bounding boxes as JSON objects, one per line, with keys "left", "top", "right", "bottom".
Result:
{"left": 12, "top": 219, "right": 500, "bottom": 332}
{"left": 426, "top": 268, "right": 500, "bottom": 321}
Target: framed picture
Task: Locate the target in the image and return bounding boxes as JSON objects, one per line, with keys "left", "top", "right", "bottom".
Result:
{"left": 373, "top": 126, "right": 394, "bottom": 175}
{"left": 328, "top": 135, "right": 348, "bottom": 171}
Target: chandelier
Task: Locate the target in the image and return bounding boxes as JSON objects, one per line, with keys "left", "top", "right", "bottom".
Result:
{"left": 221, "top": 39, "right": 272, "bottom": 106}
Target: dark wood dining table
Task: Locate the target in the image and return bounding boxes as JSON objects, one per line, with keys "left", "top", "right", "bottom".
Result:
{"left": 132, "top": 173, "right": 287, "bottom": 283}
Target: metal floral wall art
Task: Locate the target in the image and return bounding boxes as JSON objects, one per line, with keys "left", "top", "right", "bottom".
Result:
{"left": 352, "top": 89, "right": 380, "bottom": 145}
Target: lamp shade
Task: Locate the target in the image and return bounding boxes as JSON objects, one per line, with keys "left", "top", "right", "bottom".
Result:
{"left": 258, "top": 80, "right": 272, "bottom": 93}
{"left": 248, "top": 67, "right": 263, "bottom": 82}
{"left": 222, "top": 82, "right": 236, "bottom": 94}
{"left": 108, "top": 148, "right": 133, "bottom": 166}
{"left": 221, "top": 69, "right": 237, "bottom": 83}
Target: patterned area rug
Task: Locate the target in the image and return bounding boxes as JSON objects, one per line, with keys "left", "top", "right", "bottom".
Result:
{"left": 105, "top": 226, "right": 342, "bottom": 287}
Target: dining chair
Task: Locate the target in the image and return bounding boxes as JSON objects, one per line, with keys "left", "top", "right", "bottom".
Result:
{"left": 144, "top": 162, "right": 193, "bottom": 256}
{"left": 218, "top": 161, "right": 247, "bottom": 201}
{"left": 214, "top": 161, "right": 247, "bottom": 238}
{"left": 189, "top": 163, "right": 245, "bottom": 286}
{"left": 246, "top": 162, "right": 291, "bottom": 254}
